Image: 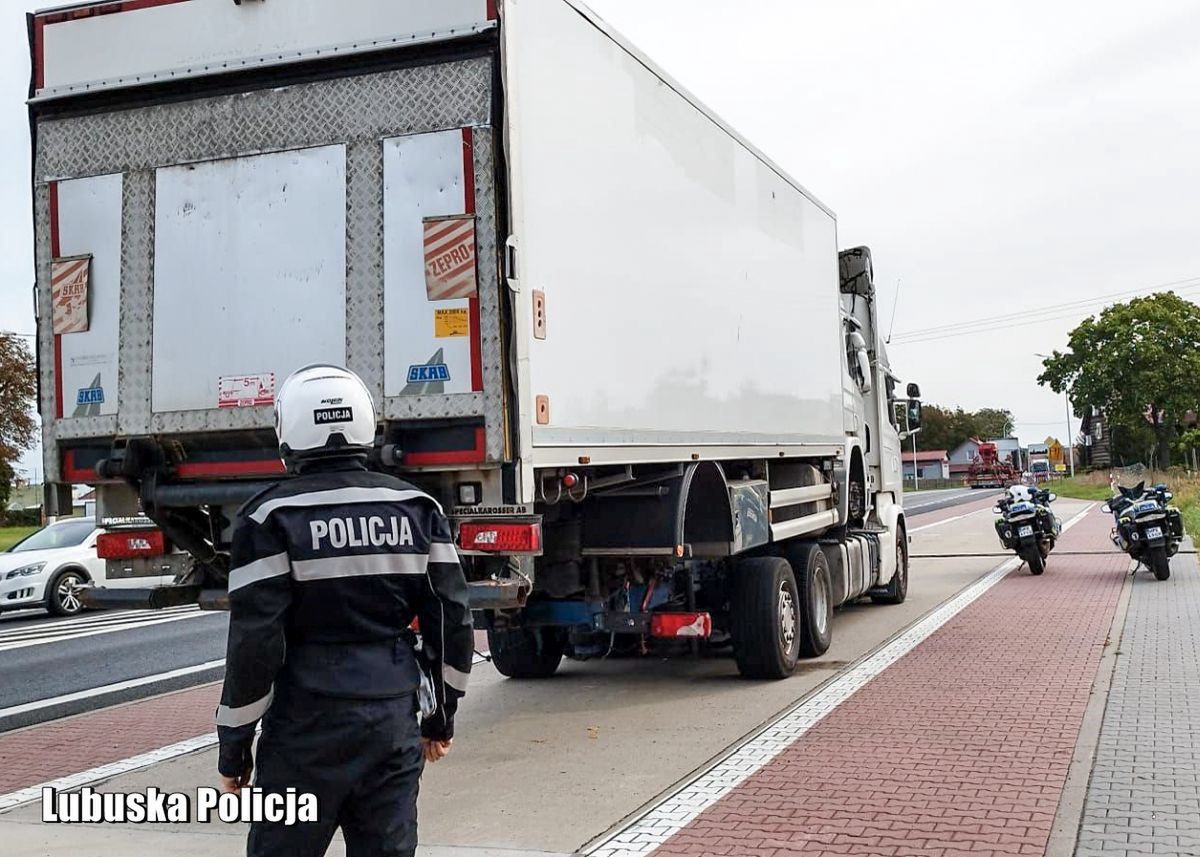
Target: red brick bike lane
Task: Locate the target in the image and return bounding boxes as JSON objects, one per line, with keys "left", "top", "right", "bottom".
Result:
{"left": 0, "top": 682, "right": 221, "bottom": 798}
{"left": 650, "top": 505, "right": 1126, "bottom": 857}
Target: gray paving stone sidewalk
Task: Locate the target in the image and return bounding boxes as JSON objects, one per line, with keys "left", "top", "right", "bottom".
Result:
{"left": 1075, "top": 544, "right": 1200, "bottom": 857}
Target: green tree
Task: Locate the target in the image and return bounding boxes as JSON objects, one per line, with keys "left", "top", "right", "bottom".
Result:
{"left": 0, "top": 334, "right": 37, "bottom": 506}
{"left": 1038, "top": 292, "right": 1200, "bottom": 469}
{"left": 973, "top": 408, "right": 1016, "bottom": 439}
{"left": 911, "top": 404, "right": 1016, "bottom": 453}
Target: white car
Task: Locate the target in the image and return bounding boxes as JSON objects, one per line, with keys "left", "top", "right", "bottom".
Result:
{"left": 0, "top": 518, "right": 156, "bottom": 616}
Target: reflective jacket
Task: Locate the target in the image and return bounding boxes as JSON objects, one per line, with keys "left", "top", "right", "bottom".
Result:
{"left": 215, "top": 463, "right": 472, "bottom": 777}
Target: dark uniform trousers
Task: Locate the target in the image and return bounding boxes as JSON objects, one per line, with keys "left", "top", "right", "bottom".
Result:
{"left": 249, "top": 682, "right": 424, "bottom": 857}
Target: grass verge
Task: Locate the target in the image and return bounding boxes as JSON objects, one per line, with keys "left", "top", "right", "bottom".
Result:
{"left": 0, "top": 526, "right": 39, "bottom": 551}
{"left": 1054, "top": 470, "right": 1200, "bottom": 536}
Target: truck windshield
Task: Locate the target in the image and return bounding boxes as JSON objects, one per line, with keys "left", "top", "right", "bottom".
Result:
{"left": 9, "top": 520, "right": 95, "bottom": 552}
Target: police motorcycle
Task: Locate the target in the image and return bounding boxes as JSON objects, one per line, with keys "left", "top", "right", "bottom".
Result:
{"left": 1103, "top": 482, "right": 1183, "bottom": 581}
{"left": 993, "top": 484, "right": 1062, "bottom": 575}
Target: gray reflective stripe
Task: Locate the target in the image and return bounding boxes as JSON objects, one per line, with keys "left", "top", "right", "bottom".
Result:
{"left": 227, "top": 551, "right": 291, "bottom": 593}
{"left": 429, "top": 542, "right": 460, "bottom": 564}
{"left": 216, "top": 687, "right": 273, "bottom": 728}
{"left": 250, "top": 486, "right": 443, "bottom": 523}
{"left": 291, "top": 552, "right": 429, "bottom": 582}
{"left": 443, "top": 663, "right": 469, "bottom": 693}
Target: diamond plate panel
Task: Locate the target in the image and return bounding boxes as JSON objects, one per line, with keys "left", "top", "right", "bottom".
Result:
{"left": 346, "top": 141, "right": 385, "bottom": 399}
{"left": 36, "top": 60, "right": 492, "bottom": 181}
{"left": 35, "top": 56, "right": 505, "bottom": 457}
{"left": 34, "top": 184, "right": 59, "bottom": 482}
{"left": 473, "top": 126, "right": 507, "bottom": 462}
{"left": 117, "top": 170, "right": 155, "bottom": 434}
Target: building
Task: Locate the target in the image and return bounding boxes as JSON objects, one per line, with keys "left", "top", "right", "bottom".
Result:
{"left": 948, "top": 437, "right": 982, "bottom": 479}
{"left": 902, "top": 450, "right": 950, "bottom": 482}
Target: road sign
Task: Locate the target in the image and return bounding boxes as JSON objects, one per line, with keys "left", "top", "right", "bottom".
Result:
{"left": 1048, "top": 440, "right": 1063, "bottom": 465}
{"left": 1055, "top": 464, "right": 1067, "bottom": 473}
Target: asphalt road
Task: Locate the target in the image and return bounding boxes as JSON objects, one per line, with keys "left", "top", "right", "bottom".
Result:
{"left": 904, "top": 486, "right": 1000, "bottom": 516}
{"left": 0, "top": 607, "right": 227, "bottom": 732}
{"left": 0, "top": 486, "right": 992, "bottom": 734}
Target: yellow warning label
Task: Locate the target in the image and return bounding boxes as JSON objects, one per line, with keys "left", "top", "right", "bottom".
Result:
{"left": 434, "top": 308, "right": 470, "bottom": 338}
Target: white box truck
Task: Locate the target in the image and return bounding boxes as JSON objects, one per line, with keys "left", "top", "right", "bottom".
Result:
{"left": 28, "top": 0, "right": 922, "bottom": 678}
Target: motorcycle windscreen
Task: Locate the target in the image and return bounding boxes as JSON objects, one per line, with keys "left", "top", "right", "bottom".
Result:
{"left": 151, "top": 145, "right": 348, "bottom": 413}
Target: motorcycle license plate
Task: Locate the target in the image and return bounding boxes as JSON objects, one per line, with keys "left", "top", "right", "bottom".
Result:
{"left": 1146, "top": 526, "right": 1163, "bottom": 540}
{"left": 1018, "top": 526, "right": 1034, "bottom": 538}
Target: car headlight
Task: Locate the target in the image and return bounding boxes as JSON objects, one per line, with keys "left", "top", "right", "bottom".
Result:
{"left": 6, "top": 562, "right": 46, "bottom": 579}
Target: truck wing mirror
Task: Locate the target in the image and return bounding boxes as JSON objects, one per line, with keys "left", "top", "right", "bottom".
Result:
{"left": 906, "top": 400, "right": 922, "bottom": 429}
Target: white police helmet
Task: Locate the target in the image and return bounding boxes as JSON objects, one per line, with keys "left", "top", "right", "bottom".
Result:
{"left": 275, "top": 365, "right": 376, "bottom": 468}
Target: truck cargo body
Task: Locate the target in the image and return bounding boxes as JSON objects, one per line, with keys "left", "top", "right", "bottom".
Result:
{"left": 29, "top": 0, "right": 919, "bottom": 677}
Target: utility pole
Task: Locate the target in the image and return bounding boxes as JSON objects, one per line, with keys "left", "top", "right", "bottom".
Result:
{"left": 1035, "top": 352, "right": 1076, "bottom": 479}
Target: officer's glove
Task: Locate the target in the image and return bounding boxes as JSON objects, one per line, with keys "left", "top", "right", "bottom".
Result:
{"left": 217, "top": 745, "right": 254, "bottom": 794}
{"left": 218, "top": 742, "right": 254, "bottom": 783}
{"left": 420, "top": 706, "right": 454, "bottom": 742}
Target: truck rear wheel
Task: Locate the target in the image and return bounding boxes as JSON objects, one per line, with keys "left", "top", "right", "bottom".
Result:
{"left": 487, "top": 626, "right": 566, "bottom": 679}
{"left": 731, "top": 556, "right": 802, "bottom": 679}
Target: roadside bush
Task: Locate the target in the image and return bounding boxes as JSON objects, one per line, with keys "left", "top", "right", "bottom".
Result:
{"left": 3, "top": 507, "right": 42, "bottom": 527}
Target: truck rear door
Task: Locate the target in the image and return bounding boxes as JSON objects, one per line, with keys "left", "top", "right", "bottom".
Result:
{"left": 31, "top": 0, "right": 508, "bottom": 485}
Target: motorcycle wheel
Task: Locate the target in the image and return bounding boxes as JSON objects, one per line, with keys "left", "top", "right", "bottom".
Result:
{"left": 1150, "top": 545, "right": 1171, "bottom": 581}
{"left": 1024, "top": 547, "right": 1046, "bottom": 576}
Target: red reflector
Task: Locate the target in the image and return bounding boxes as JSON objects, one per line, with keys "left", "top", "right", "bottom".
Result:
{"left": 650, "top": 612, "right": 713, "bottom": 639}
{"left": 96, "top": 530, "right": 166, "bottom": 560}
{"left": 457, "top": 521, "right": 542, "bottom": 553}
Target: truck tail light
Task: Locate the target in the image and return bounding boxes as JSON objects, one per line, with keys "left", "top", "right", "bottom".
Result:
{"left": 97, "top": 530, "right": 166, "bottom": 559}
{"left": 650, "top": 612, "right": 713, "bottom": 639}
{"left": 457, "top": 521, "right": 542, "bottom": 554}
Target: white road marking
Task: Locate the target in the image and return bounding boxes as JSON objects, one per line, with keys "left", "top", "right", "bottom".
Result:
{"left": 0, "top": 659, "right": 226, "bottom": 720}
{"left": 909, "top": 504, "right": 994, "bottom": 533}
{"left": 0, "top": 605, "right": 199, "bottom": 641}
{"left": 904, "top": 490, "right": 990, "bottom": 511}
{"left": 0, "top": 608, "right": 214, "bottom": 653}
{"left": 0, "top": 649, "right": 494, "bottom": 810}
{"left": 585, "top": 505, "right": 1095, "bottom": 857}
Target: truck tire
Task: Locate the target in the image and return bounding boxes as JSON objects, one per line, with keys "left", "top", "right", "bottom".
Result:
{"left": 793, "top": 545, "right": 834, "bottom": 657}
{"left": 872, "top": 527, "right": 909, "bottom": 605}
{"left": 731, "top": 556, "right": 803, "bottom": 679}
{"left": 1150, "top": 546, "right": 1171, "bottom": 581}
{"left": 487, "top": 627, "right": 566, "bottom": 679}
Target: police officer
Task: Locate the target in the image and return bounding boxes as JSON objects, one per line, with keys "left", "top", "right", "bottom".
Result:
{"left": 216, "top": 365, "right": 473, "bottom": 857}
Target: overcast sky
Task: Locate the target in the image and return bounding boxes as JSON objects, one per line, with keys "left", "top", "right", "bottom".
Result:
{"left": 3, "top": 1, "right": 1199, "bottom": 477}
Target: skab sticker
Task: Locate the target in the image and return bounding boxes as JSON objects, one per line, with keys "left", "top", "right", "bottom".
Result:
{"left": 76, "top": 387, "right": 105, "bottom": 406}
{"left": 407, "top": 363, "right": 451, "bottom": 384}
